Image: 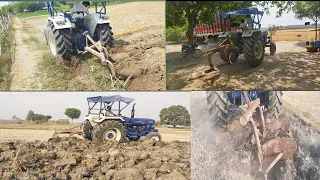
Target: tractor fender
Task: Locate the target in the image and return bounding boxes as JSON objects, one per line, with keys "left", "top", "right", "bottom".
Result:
{"left": 48, "top": 16, "right": 74, "bottom": 30}
{"left": 218, "top": 32, "right": 229, "bottom": 38}
{"left": 93, "top": 116, "right": 124, "bottom": 123}
{"left": 242, "top": 30, "right": 261, "bottom": 38}
{"left": 84, "top": 13, "right": 111, "bottom": 36}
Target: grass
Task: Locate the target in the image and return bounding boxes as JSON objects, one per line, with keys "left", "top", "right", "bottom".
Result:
{"left": 36, "top": 52, "right": 121, "bottom": 91}
{"left": 0, "top": 27, "right": 15, "bottom": 90}
{"left": 16, "top": 1, "right": 135, "bottom": 19}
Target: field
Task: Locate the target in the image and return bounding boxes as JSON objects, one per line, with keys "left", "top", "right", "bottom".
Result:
{"left": 0, "top": 121, "right": 190, "bottom": 179}
{"left": 9, "top": 1, "right": 165, "bottom": 91}
{"left": 0, "top": 121, "right": 190, "bottom": 143}
{"left": 166, "top": 28, "right": 320, "bottom": 90}
{"left": 272, "top": 28, "right": 318, "bottom": 42}
{"left": 191, "top": 91, "right": 320, "bottom": 180}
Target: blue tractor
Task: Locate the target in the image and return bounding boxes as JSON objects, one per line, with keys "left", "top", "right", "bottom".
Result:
{"left": 206, "top": 91, "right": 282, "bottom": 127}
{"left": 80, "top": 95, "right": 162, "bottom": 142}
{"left": 43, "top": 1, "right": 114, "bottom": 60}
{"left": 208, "top": 8, "right": 276, "bottom": 68}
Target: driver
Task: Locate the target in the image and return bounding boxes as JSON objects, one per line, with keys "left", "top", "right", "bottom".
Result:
{"left": 71, "top": 1, "right": 90, "bottom": 15}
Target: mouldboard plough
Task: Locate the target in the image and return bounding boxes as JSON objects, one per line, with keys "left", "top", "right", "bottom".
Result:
{"left": 239, "top": 92, "right": 297, "bottom": 180}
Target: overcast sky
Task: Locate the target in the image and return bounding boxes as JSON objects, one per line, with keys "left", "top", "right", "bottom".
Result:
{"left": 0, "top": 92, "right": 190, "bottom": 123}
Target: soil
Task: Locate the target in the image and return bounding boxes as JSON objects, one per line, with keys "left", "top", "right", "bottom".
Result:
{"left": 166, "top": 41, "right": 320, "bottom": 90}
{"left": 191, "top": 91, "right": 320, "bottom": 180}
{"left": 0, "top": 137, "right": 190, "bottom": 180}
{"left": 9, "top": 1, "right": 165, "bottom": 91}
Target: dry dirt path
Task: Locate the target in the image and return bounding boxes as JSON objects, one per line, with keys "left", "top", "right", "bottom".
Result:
{"left": 166, "top": 41, "right": 320, "bottom": 90}
{"left": 10, "top": 17, "right": 42, "bottom": 90}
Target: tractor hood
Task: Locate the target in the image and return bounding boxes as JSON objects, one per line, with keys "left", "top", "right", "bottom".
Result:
{"left": 123, "top": 117, "right": 155, "bottom": 125}
{"left": 220, "top": 7, "right": 264, "bottom": 19}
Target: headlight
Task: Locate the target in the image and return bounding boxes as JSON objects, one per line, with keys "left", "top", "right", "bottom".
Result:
{"left": 56, "top": 20, "right": 65, "bottom": 25}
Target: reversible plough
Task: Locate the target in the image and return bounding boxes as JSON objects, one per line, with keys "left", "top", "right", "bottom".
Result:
{"left": 238, "top": 92, "right": 297, "bottom": 179}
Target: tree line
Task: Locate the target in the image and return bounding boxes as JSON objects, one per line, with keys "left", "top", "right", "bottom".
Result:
{"left": 167, "top": 1, "right": 320, "bottom": 44}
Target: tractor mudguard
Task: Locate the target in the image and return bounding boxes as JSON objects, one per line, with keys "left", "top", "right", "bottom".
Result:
{"left": 242, "top": 30, "right": 261, "bottom": 38}
{"left": 218, "top": 32, "right": 229, "bottom": 38}
{"left": 93, "top": 116, "right": 124, "bottom": 123}
{"left": 48, "top": 16, "right": 74, "bottom": 30}
{"left": 84, "top": 13, "right": 111, "bottom": 36}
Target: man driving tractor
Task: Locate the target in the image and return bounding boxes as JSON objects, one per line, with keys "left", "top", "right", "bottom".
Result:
{"left": 71, "top": 1, "right": 90, "bottom": 15}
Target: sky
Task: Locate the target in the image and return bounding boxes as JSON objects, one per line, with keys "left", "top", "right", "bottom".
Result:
{"left": 0, "top": 92, "right": 190, "bottom": 122}
{"left": 256, "top": 5, "right": 313, "bottom": 28}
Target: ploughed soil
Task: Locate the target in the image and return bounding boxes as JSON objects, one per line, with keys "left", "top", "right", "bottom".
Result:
{"left": 0, "top": 137, "right": 190, "bottom": 180}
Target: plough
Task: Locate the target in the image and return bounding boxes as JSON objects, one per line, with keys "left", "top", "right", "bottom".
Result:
{"left": 52, "top": 126, "right": 82, "bottom": 138}
{"left": 238, "top": 92, "right": 297, "bottom": 179}
{"left": 80, "top": 31, "right": 141, "bottom": 90}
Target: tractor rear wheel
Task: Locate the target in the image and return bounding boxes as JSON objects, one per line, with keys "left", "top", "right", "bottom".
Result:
{"left": 206, "top": 91, "right": 233, "bottom": 127}
{"left": 270, "top": 42, "right": 276, "bottom": 56}
{"left": 81, "top": 120, "right": 93, "bottom": 140}
{"left": 265, "top": 91, "right": 283, "bottom": 120}
{"left": 47, "top": 21, "right": 73, "bottom": 60}
{"left": 243, "top": 32, "right": 265, "bottom": 67}
{"left": 146, "top": 132, "right": 162, "bottom": 142}
{"left": 92, "top": 120, "right": 125, "bottom": 143}
{"left": 96, "top": 24, "right": 114, "bottom": 47}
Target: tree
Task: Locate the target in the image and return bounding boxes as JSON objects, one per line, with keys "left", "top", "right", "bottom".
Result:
{"left": 268, "top": 25, "right": 279, "bottom": 41}
{"left": 159, "top": 105, "right": 190, "bottom": 127}
{"left": 166, "top": 1, "right": 253, "bottom": 45}
{"left": 65, "top": 108, "right": 81, "bottom": 123}
{"left": 46, "top": 115, "right": 52, "bottom": 120}
{"left": 292, "top": 2, "right": 320, "bottom": 40}
{"left": 26, "top": 110, "right": 34, "bottom": 120}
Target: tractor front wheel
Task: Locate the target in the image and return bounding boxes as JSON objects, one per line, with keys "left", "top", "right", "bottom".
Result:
{"left": 96, "top": 24, "right": 114, "bottom": 47}
{"left": 92, "top": 120, "right": 126, "bottom": 143}
{"left": 270, "top": 42, "right": 276, "bottom": 56}
{"left": 47, "top": 21, "right": 73, "bottom": 60}
{"left": 206, "top": 91, "right": 233, "bottom": 127}
{"left": 146, "top": 132, "right": 162, "bottom": 142}
{"left": 243, "top": 32, "right": 265, "bottom": 67}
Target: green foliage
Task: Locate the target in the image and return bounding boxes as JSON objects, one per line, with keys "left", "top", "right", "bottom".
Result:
{"left": 65, "top": 108, "right": 81, "bottom": 123}
{"left": 26, "top": 110, "right": 52, "bottom": 122}
{"left": 159, "top": 105, "right": 190, "bottom": 127}
{"left": 12, "top": 1, "right": 45, "bottom": 13}
{"left": 166, "top": 1, "right": 253, "bottom": 44}
{"left": 166, "top": 25, "right": 188, "bottom": 42}
{"left": 268, "top": 25, "right": 279, "bottom": 40}
{"left": 0, "top": 25, "right": 14, "bottom": 90}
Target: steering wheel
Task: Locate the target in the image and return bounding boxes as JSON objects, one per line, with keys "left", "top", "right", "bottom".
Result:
{"left": 131, "top": 103, "right": 136, "bottom": 118}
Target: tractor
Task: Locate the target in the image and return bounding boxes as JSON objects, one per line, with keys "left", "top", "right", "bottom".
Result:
{"left": 43, "top": 1, "right": 113, "bottom": 60}
{"left": 43, "top": 1, "right": 141, "bottom": 89}
{"left": 53, "top": 95, "right": 162, "bottom": 143}
{"left": 206, "top": 91, "right": 297, "bottom": 179}
{"left": 207, "top": 8, "right": 276, "bottom": 70}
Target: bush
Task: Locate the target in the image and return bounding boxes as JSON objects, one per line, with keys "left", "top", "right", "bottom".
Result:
{"left": 166, "top": 25, "right": 187, "bottom": 42}
{"left": 55, "top": 119, "right": 70, "bottom": 124}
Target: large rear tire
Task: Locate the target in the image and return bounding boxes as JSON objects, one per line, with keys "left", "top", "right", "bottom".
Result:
{"left": 92, "top": 120, "right": 126, "bottom": 143}
{"left": 206, "top": 91, "right": 233, "bottom": 127}
{"left": 48, "top": 21, "right": 73, "bottom": 60}
{"left": 265, "top": 91, "right": 283, "bottom": 120}
{"left": 96, "top": 24, "right": 114, "bottom": 47}
{"left": 81, "top": 120, "right": 93, "bottom": 140}
{"left": 243, "top": 32, "right": 265, "bottom": 67}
